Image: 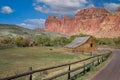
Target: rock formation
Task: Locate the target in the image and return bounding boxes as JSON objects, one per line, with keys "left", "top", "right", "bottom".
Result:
{"left": 44, "top": 7, "right": 120, "bottom": 38}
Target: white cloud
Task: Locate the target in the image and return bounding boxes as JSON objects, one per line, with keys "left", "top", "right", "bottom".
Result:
{"left": 34, "top": 0, "right": 95, "bottom": 16}
{"left": 17, "top": 23, "right": 35, "bottom": 29}
{"left": 104, "top": 3, "right": 120, "bottom": 11}
{"left": 0, "top": 6, "right": 13, "bottom": 14}
{"left": 18, "top": 18, "right": 46, "bottom": 29}
{"left": 25, "top": 18, "right": 45, "bottom": 25}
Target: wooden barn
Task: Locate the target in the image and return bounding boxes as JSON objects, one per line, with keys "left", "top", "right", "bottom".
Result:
{"left": 64, "top": 36, "right": 97, "bottom": 52}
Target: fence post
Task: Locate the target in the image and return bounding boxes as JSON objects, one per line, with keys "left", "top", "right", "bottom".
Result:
{"left": 92, "top": 59, "right": 94, "bottom": 66}
{"left": 82, "top": 50, "right": 84, "bottom": 54}
{"left": 91, "top": 52, "right": 92, "bottom": 56}
{"left": 101, "top": 55, "right": 104, "bottom": 62}
{"left": 29, "top": 67, "right": 32, "bottom": 80}
{"left": 97, "top": 56, "right": 99, "bottom": 65}
{"left": 83, "top": 62, "right": 86, "bottom": 74}
{"left": 68, "top": 64, "right": 71, "bottom": 80}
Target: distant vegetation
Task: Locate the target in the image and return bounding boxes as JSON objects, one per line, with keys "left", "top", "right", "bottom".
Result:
{"left": 0, "top": 36, "right": 69, "bottom": 48}
{"left": 0, "top": 37, "right": 30, "bottom": 47}
{"left": 94, "top": 37, "right": 120, "bottom": 47}
{"left": 1, "top": 34, "right": 120, "bottom": 48}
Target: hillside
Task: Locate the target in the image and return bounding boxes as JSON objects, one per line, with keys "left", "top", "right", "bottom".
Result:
{"left": 45, "top": 7, "right": 120, "bottom": 38}
{"left": 0, "top": 24, "right": 63, "bottom": 39}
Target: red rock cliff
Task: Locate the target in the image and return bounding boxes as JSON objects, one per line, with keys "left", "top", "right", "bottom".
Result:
{"left": 44, "top": 7, "right": 120, "bottom": 38}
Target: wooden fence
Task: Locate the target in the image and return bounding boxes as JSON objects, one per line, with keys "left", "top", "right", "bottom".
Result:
{"left": 0, "top": 52, "right": 111, "bottom": 80}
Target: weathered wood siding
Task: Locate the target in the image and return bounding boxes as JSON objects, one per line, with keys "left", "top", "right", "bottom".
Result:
{"left": 75, "top": 37, "right": 97, "bottom": 52}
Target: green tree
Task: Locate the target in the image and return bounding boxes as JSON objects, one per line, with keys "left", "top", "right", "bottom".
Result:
{"left": 37, "top": 36, "right": 52, "bottom": 46}
{"left": 13, "top": 36, "right": 24, "bottom": 47}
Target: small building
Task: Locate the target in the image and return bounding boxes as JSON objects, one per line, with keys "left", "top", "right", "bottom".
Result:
{"left": 64, "top": 36, "right": 97, "bottom": 52}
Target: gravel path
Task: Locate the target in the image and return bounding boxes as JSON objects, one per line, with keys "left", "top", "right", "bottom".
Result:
{"left": 93, "top": 49, "right": 120, "bottom": 80}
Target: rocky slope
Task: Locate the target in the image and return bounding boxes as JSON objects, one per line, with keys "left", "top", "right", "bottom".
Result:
{"left": 0, "top": 24, "right": 63, "bottom": 39}
{"left": 45, "top": 7, "right": 120, "bottom": 38}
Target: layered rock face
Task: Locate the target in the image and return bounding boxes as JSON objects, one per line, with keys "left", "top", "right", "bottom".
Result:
{"left": 45, "top": 7, "right": 120, "bottom": 38}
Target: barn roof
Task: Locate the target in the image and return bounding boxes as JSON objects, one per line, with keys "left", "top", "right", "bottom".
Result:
{"left": 64, "top": 36, "right": 91, "bottom": 48}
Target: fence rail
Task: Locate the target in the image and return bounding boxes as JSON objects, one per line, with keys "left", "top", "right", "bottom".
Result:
{"left": 0, "top": 52, "right": 111, "bottom": 80}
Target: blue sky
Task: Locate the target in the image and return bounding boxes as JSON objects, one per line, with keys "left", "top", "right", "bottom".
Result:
{"left": 0, "top": 0, "right": 120, "bottom": 29}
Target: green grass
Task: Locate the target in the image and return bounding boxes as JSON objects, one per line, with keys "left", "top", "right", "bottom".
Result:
{"left": 0, "top": 47, "right": 89, "bottom": 79}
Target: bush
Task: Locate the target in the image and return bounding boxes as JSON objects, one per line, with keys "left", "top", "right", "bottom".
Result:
{"left": 7, "top": 36, "right": 30, "bottom": 47}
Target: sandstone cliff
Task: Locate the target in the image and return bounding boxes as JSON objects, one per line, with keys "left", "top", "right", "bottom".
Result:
{"left": 44, "top": 7, "right": 120, "bottom": 38}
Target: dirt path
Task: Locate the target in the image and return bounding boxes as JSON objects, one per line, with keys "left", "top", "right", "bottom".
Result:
{"left": 93, "top": 49, "right": 120, "bottom": 80}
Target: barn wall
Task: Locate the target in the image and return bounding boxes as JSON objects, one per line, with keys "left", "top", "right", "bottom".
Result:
{"left": 75, "top": 37, "right": 97, "bottom": 52}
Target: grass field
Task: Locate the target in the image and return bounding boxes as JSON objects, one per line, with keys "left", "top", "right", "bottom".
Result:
{"left": 0, "top": 47, "right": 90, "bottom": 79}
